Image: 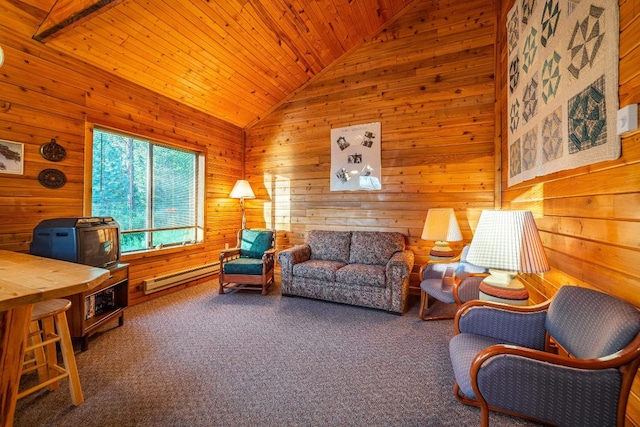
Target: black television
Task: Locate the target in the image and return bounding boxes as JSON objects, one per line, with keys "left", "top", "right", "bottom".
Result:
{"left": 30, "top": 217, "right": 121, "bottom": 268}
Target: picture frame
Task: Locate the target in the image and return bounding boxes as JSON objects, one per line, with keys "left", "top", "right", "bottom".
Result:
{"left": 330, "top": 122, "right": 382, "bottom": 191}
{"left": 0, "top": 139, "right": 24, "bottom": 175}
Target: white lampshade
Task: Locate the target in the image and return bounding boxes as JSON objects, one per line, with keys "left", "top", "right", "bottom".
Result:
{"left": 421, "top": 208, "right": 462, "bottom": 257}
{"left": 230, "top": 180, "right": 255, "bottom": 229}
{"left": 229, "top": 179, "right": 255, "bottom": 199}
{"left": 466, "top": 210, "right": 549, "bottom": 288}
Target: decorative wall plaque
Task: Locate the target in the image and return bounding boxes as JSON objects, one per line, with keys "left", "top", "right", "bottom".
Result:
{"left": 40, "top": 138, "right": 66, "bottom": 162}
{"left": 38, "top": 168, "right": 66, "bottom": 189}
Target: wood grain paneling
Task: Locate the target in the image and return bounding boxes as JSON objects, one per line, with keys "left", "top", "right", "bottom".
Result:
{"left": 0, "top": 0, "right": 415, "bottom": 127}
{"left": 245, "top": 0, "right": 498, "bottom": 288}
{"left": 1, "top": 0, "right": 640, "bottom": 422}
{"left": 497, "top": 0, "right": 640, "bottom": 424}
{"left": 0, "top": 28, "right": 244, "bottom": 306}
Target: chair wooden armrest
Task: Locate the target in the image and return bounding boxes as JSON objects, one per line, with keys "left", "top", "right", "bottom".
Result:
{"left": 219, "top": 248, "right": 241, "bottom": 262}
{"left": 451, "top": 271, "right": 489, "bottom": 305}
{"left": 454, "top": 298, "right": 552, "bottom": 334}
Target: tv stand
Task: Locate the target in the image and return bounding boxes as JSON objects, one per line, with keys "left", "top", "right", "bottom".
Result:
{"left": 65, "top": 263, "right": 129, "bottom": 351}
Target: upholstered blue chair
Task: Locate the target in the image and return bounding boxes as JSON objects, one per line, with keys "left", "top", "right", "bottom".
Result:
{"left": 219, "top": 228, "right": 275, "bottom": 295}
{"left": 449, "top": 286, "right": 640, "bottom": 427}
{"left": 419, "top": 246, "right": 488, "bottom": 320}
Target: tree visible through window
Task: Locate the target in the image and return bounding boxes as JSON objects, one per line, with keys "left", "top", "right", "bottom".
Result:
{"left": 91, "top": 128, "right": 204, "bottom": 253}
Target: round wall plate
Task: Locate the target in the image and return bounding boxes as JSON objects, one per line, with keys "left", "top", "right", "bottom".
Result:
{"left": 40, "top": 139, "right": 67, "bottom": 162}
{"left": 38, "top": 169, "right": 66, "bottom": 189}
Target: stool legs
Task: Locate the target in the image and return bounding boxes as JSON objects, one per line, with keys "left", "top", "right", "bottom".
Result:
{"left": 54, "top": 310, "right": 83, "bottom": 405}
{"left": 18, "top": 301, "right": 84, "bottom": 405}
{"left": 41, "top": 316, "right": 61, "bottom": 391}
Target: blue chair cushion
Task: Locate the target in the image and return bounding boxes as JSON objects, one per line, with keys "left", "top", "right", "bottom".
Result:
{"left": 546, "top": 286, "right": 640, "bottom": 359}
{"left": 239, "top": 229, "right": 273, "bottom": 259}
{"left": 421, "top": 277, "right": 455, "bottom": 303}
{"left": 223, "top": 258, "right": 264, "bottom": 275}
{"left": 449, "top": 333, "right": 515, "bottom": 399}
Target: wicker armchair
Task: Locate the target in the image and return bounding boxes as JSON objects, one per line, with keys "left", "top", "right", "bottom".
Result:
{"left": 449, "top": 286, "right": 640, "bottom": 427}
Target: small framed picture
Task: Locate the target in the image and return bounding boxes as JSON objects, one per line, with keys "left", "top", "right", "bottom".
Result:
{"left": 0, "top": 139, "right": 24, "bottom": 175}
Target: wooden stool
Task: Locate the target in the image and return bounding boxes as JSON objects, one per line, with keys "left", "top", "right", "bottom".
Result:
{"left": 18, "top": 299, "right": 84, "bottom": 405}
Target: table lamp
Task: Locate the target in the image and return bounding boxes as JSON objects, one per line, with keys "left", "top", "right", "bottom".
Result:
{"left": 229, "top": 179, "right": 255, "bottom": 229}
{"left": 421, "top": 208, "right": 463, "bottom": 258}
{"left": 466, "top": 210, "right": 550, "bottom": 303}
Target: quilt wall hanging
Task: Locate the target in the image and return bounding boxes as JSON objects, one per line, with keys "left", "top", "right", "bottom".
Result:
{"left": 330, "top": 122, "right": 382, "bottom": 191}
{"left": 507, "top": 0, "right": 620, "bottom": 186}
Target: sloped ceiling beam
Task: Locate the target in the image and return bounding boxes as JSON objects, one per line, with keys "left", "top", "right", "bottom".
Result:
{"left": 33, "top": 0, "right": 123, "bottom": 42}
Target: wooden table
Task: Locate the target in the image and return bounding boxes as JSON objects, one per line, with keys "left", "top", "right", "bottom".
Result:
{"left": 0, "top": 250, "right": 109, "bottom": 427}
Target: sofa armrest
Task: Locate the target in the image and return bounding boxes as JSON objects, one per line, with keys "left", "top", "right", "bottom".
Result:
{"left": 385, "top": 249, "right": 415, "bottom": 313}
{"left": 278, "top": 244, "right": 311, "bottom": 290}
{"left": 386, "top": 250, "right": 414, "bottom": 278}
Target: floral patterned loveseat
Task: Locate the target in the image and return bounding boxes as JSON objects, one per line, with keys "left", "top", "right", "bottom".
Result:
{"left": 278, "top": 230, "right": 414, "bottom": 314}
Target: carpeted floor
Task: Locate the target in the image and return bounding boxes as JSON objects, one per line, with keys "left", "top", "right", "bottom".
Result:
{"left": 15, "top": 281, "right": 541, "bottom": 427}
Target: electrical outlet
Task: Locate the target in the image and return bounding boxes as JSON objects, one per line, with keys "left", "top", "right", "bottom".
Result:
{"left": 225, "top": 243, "right": 229, "bottom": 249}
{"left": 617, "top": 104, "right": 638, "bottom": 135}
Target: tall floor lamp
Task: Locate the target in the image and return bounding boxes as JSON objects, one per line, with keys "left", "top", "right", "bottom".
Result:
{"left": 230, "top": 179, "right": 255, "bottom": 229}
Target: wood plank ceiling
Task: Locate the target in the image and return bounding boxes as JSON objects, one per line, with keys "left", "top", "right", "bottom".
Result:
{"left": 1, "top": 0, "right": 415, "bottom": 127}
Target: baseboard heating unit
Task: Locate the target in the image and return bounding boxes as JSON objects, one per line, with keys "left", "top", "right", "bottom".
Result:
{"left": 143, "top": 263, "right": 219, "bottom": 294}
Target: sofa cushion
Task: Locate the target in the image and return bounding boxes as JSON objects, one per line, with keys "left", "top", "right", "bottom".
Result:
{"left": 307, "top": 230, "right": 352, "bottom": 264}
{"left": 293, "top": 260, "right": 346, "bottom": 282}
{"left": 349, "top": 232, "right": 405, "bottom": 265}
{"left": 336, "top": 264, "right": 387, "bottom": 288}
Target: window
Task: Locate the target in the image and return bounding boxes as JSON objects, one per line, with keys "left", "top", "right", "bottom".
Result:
{"left": 91, "top": 127, "right": 204, "bottom": 253}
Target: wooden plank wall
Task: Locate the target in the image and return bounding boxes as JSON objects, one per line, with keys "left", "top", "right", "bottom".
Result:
{"left": 245, "top": 0, "right": 499, "bottom": 289}
{"left": 0, "top": 27, "right": 244, "bottom": 306}
{"left": 497, "top": 0, "right": 640, "bottom": 424}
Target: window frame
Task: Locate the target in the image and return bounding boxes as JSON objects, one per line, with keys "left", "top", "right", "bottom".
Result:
{"left": 85, "top": 124, "right": 206, "bottom": 256}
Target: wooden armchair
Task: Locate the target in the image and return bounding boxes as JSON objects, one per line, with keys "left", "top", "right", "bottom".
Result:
{"left": 218, "top": 229, "right": 275, "bottom": 295}
{"left": 448, "top": 286, "right": 640, "bottom": 427}
{"left": 419, "top": 246, "right": 488, "bottom": 320}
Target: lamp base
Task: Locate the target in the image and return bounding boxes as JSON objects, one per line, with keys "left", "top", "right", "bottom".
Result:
{"left": 429, "top": 241, "right": 455, "bottom": 258}
{"left": 479, "top": 269, "right": 529, "bottom": 305}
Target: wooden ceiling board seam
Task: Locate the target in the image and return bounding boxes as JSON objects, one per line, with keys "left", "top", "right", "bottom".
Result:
{"left": 3, "top": 0, "right": 421, "bottom": 127}
{"left": 286, "top": 0, "right": 345, "bottom": 66}
{"left": 53, "top": 32, "right": 250, "bottom": 123}
{"left": 209, "top": 0, "right": 312, "bottom": 88}
{"left": 184, "top": 3, "right": 302, "bottom": 97}
{"left": 311, "top": 0, "right": 351, "bottom": 50}
{"left": 150, "top": 0, "right": 289, "bottom": 100}
{"left": 0, "top": 31, "right": 130, "bottom": 95}
{"left": 245, "top": 0, "right": 418, "bottom": 128}
{"left": 249, "top": 0, "right": 325, "bottom": 75}
{"left": 355, "top": 0, "right": 379, "bottom": 35}
{"left": 267, "top": 0, "right": 335, "bottom": 68}
{"left": 330, "top": 0, "right": 363, "bottom": 46}
{"left": 237, "top": 5, "right": 318, "bottom": 91}
{"left": 0, "top": 4, "right": 48, "bottom": 36}
{"left": 300, "top": 0, "right": 349, "bottom": 58}
{"left": 111, "top": 4, "right": 281, "bottom": 113}
{"left": 188, "top": 1, "right": 304, "bottom": 92}
{"left": 57, "top": 16, "right": 225, "bottom": 105}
